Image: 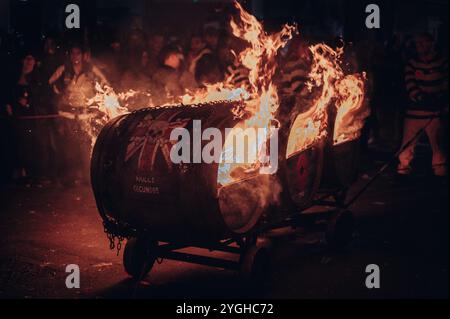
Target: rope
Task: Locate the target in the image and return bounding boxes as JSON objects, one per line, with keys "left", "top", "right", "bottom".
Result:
{"left": 0, "top": 114, "right": 60, "bottom": 120}
{"left": 16, "top": 114, "right": 60, "bottom": 120}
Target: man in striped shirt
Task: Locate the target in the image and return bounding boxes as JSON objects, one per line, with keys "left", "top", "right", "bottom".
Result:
{"left": 398, "top": 33, "right": 448, "bottom": 177}
{"left": 277, "top": 39, "right": 311, "bottom": 101}
{"left": 225, "top": 59, "right": 250, "bottom": 90}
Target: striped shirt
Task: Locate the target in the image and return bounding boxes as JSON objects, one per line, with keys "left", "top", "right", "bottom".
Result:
{"left": 405, "top": 55, "right": 448, "bottom": 111}
{"left": 225, "top": 61, "right": 250, "bottom": 89}
{"left": 278, "top": 57, "right": 310, "bottom": 98}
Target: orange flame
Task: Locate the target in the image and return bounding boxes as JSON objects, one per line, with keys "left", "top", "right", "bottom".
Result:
{"left": 82, "top": 83, "right": 137, "bottom": 146}
{"left": 287, "top": 43, "right": 369, "bottom": 157}
{"left": 333, "top": 73, "right": 369, "bottom": 145}
{"left": 286, "top": 44, "right": 343, "bottom": 157}
{"left": 87, "top": 83, "right": 132, "bottom": 118}
{"left": 217, "top": 1, "right": 295, "bottom": 186}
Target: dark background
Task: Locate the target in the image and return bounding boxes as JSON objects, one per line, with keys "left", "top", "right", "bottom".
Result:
{"left": 0, "top": 0, "right": 448, "bottom": 52}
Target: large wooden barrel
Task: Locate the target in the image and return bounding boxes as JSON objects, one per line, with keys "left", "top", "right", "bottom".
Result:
{"left": 91, "top": 102, "right": 253, "bottom": 244}
{"left": 91, "top": 100, "right": 326, "bottom": 244}
{"left": 277, "top": 99, "right": 325, "bottom": 212}
{"left": 92, "top": 101, "right": 298, "bottom": 244}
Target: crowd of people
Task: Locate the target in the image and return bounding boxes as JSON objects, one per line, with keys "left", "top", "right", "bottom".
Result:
{"left": 0, "top": 20, "right": 448, "bottom": 187}
{"left": 0, "top": 26, "right": 235, "bottom": 187}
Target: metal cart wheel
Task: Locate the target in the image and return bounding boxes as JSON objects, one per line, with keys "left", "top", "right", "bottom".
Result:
{"left": 123, "top": 237, "right": 158, "bottom": 280}
{"left": 239, "top": 238, "right": 271, "bottom": 284}
{"left": 325, "top": 210, "right": 354, "bottom": 250}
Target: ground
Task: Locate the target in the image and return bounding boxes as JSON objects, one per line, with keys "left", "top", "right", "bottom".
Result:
{"left": 0, "top": 149, "right": 448, "bottom": 299}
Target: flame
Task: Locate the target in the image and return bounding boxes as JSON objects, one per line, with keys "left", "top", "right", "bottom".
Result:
{"left": 216, "top": 2, "right": 294, "bottom": 186}
{"left": 286, "top": 44, "right": 342, "bottom": 157}
{"left": 81, "top": 83, "right": 136, "bottom": 146}
{"left": 87, "top": 83, "right": 132, "bottom": 118}
{"left": 333, "top": 73, "right": 370, "bottom": 145}
{"left": 286, "top": 44, "right": 368, "bottom": 157}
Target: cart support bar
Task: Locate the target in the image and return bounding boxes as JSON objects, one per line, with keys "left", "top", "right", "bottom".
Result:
{"left": 160, "top": 251, "right": 241, "bottom": 270}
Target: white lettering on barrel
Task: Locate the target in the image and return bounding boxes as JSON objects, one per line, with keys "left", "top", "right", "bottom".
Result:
{"left": 136, "top": 176, "right": 155, "bottom": 184}
{"left": 133, "top": 184, "right": 159, "bottom": 194}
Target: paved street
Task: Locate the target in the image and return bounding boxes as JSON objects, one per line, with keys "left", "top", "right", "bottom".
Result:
{"left": 0, "top": 151, "right": 448, "bottom": 299}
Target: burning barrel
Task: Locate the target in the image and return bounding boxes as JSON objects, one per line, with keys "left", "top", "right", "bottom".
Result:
{"left": 91, "top": 99, "right": 328, "bottom": 245}
{"left": 91, "top": 97, "right": 365, "bottom": 246}
{"left": 91, "top": 101, "right": 285, "bottom": 244}
{"left": 320, "top": 75, "right": 369, "bottom": 193}
{"left": 282, "top": 73, "right": 369, "bottom": 202}
{"left": 283, "top": 105, "right": 364, "bottom": 201}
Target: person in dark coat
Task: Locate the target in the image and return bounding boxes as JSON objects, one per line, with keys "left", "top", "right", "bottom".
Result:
{"left": 6, "top": 52, "right": 40, "bottom": 184}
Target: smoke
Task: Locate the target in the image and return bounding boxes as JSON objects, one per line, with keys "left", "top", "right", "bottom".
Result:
{"left": 218, "top": 174, "right": 282, "bottom": 233}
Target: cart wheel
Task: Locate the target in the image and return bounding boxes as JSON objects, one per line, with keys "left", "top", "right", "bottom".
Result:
{"left": 240, "top": 238, "right": 271, "bottom": 284}
{"left": 123, "top": 237, "right": 157, "bottom": 280}
{"left": 325, "top": 210, "right": 354, "bottom": 250}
